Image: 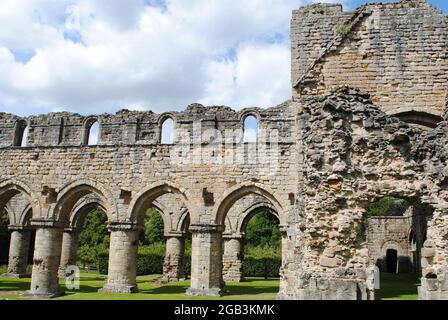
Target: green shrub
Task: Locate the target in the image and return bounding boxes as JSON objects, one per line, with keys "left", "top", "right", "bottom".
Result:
{"left": 243, "top": 246, "right": 281, "bottom": 278}
{"left": 96, "top": 243, "right": 192, "bottom": 276}
{"left": 97, "top": 243, "right": 281, "bottom": 278}
{"left": 136, "top": 243, "right": 165, "bottom": 275}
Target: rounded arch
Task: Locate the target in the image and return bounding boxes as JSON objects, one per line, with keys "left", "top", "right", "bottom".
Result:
{"left": 51, "top": 179, "right": 118, "bottom": 223}
{"left": 13, "top": 119, "right": 30, "bottom": 147}
{"left": 176, "top": 208, "right": 190, "bottom": 234}
{"left": 213, "top": 183, "right": 287, "bottom": 226}
{"left": 158, "top": 113, "right": 176, "bottom": 145}
{"left": 0, "top": 178, "right": 41, "bottom": 220}
{"left": 237, "top": 202, "right": 279, "bottom": 234}
{"left": 149, "top": 199, "right": 174, "bottom": 234}
{"left": 393, "top": 110, "right": 443, "bottom": 129}
{"left": 238, "top": 109, "right": 261, "bottom": 123}
{"left": 381, "top": 240, "right": 404, "bottom": 257}
{"left": 69, "top": 194, "right": 107, "bottom": 229}
{"left": 18, "top": 204, "right": 33, "bottom": 227}
{"left": 240, "top": 111, "right": 260, "bottom": 143}
{"left": 83, "top": 117, "right": 100, "bottom": 146}
{"left": 128, "top": 182, "right": 194, "bottom": 226}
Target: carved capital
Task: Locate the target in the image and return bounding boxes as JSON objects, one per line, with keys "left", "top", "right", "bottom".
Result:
{"left": 8, "top": 224, "right": 32, "bottom": 231}
{"left": 30, "top": 218, "right": 67, "bottom": 229}
{"left": 189, "top": 224, "right": 224, "bottom": 234}
{"left": 222, "top": 233, "right": 245, "bottom": 240}
{"left": 107, "top": 221, "right": 141, "bottom": 232}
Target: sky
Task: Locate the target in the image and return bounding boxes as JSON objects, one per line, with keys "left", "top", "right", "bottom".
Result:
{"left": 0, "top": 0, "right": 446, "bottom": 117}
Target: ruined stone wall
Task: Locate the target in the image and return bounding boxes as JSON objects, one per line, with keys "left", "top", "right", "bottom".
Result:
{"left": 366, "top": 216, "right": 413, "bottom": 273}
{"left": 0, "top": 102, "right": 294, "bottom": 148}
{"left": 292, "top": 0, "right": 448, "bottom": 117}
{"left": 0, "top": 102, "right": 297, "bottom": 227}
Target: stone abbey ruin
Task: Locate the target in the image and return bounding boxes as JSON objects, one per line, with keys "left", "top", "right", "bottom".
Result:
{"left": 0, "top": 0, "right": 447, "bottom": 300}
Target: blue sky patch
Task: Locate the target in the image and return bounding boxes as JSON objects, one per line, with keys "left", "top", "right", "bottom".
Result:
{"left": 10, "top": 48, "right": 36, "bottom": 64}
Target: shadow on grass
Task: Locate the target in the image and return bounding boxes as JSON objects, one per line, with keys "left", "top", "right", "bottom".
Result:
{"left": 0, "top": 275, "right": 279, "bottom": 299}
{"left": 0, "top": 281, "right": 30, "bottom": 292}
{"left": 376, "top": 273, "right": 420, "bottom": 300}
{"left": 141, "top": 283, "right": 190, "bottom": 295}
{"left": 226, "top": 285, "right": 278, "bottom": 296}
{"left": 65, "top": 284, "right": 106, "bottom": 295}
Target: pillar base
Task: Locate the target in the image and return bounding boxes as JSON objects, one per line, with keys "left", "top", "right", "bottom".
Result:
{"left": 186, "top": 287, "right": 224, "bottom": 297}
{"left": 1, "top": 273, "right": 29, "bottom": 279}
{"left": 99, "top": 283, "right": 139, "bottom": 294}
{"left": 23, "top": 290, "right": 65, "bottom": 299}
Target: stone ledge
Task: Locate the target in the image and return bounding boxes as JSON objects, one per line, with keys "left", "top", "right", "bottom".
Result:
{"left": 107, "top": 221, "right": 141, "bottom": 232}
{"left": 99, "top": 283, "right": 139, "bottom": 294}
{"left": 189, "top": 224, "right": 224, "bottom": 234}
{"left": 30, "top": 218, "right": 68, "bottom": 229}
{"left": 186, "top": 287, "right": 224, "bottom": 297}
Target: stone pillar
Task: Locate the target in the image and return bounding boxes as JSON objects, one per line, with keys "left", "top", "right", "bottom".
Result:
{"left": 162, "top": 235, "right": 185, "bottom": 282}
{"left": 222, "top": 234, "right": 244, "bottom": 283}
{"left": 2, "top": 226, "right": 31, "bottom": 278}
{"left": 186, "top": 224, "right": 224, "bottom": 297}
{"left": 58, "top": 228, "right": 80, "bottom": 279}
{"left": 100, "top": 223, "right": 139, "bottom": 294}
{"left": 26, "top": 219, "right": 65, "bottom": 298}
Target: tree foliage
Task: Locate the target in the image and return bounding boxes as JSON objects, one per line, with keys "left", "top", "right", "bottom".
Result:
{"left": 140, "top": 208, "right": 165, "bottom": 245}
{"left": 77, "top": 209, "right": 109, "bottom": 266}
{"left": 367, "top": 197, "right": 410, "bottom": 217}
{"left": 245, "top": 211, "right": 281, "bottom": 249}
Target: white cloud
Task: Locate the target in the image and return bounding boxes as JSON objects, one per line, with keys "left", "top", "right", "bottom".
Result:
{"left": 0, "top": 0, "right": 355, "bottom": 116}
{"left": 201, "top": 43, "right": 291, "bottom": 108}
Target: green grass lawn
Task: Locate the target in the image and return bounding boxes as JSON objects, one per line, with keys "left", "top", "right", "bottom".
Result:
{"left": 0, "top": 271, "right": 420, "bottom": 300}
{"left": 0, "top": 272, "right": 280, "bottom": 300}
{"left": 375, "top": 273, "right": 420, "bottom": 300}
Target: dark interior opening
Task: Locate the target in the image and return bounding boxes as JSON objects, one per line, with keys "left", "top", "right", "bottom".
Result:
{"left": 386, "top": 249, "right": 398, "bottom": 274}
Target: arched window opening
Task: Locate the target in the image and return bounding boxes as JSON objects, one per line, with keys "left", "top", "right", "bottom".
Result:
{"left": 161, "top": 118, "right": 174, "bottom": 145}
{"left": 21, "top": 126, "right": 29, "bottom": 147}
{"left": 86, "top": 121, "right": 100, "bottom": 146}
{"left": 243, "top": 115, "right": 258, "bottom": 143}
{"left": 14, "top": 121, "right": 29, "bottom": 147}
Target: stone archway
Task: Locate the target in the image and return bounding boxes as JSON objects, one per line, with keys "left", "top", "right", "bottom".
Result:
{"left": 222, "top": 195, "right": 281, "bottom": 283}
{"left": 0, "top": 180, "right": 40, "bottom": 279}
{"left": 58, "top": 194, "right": 107, "bottom": 278}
